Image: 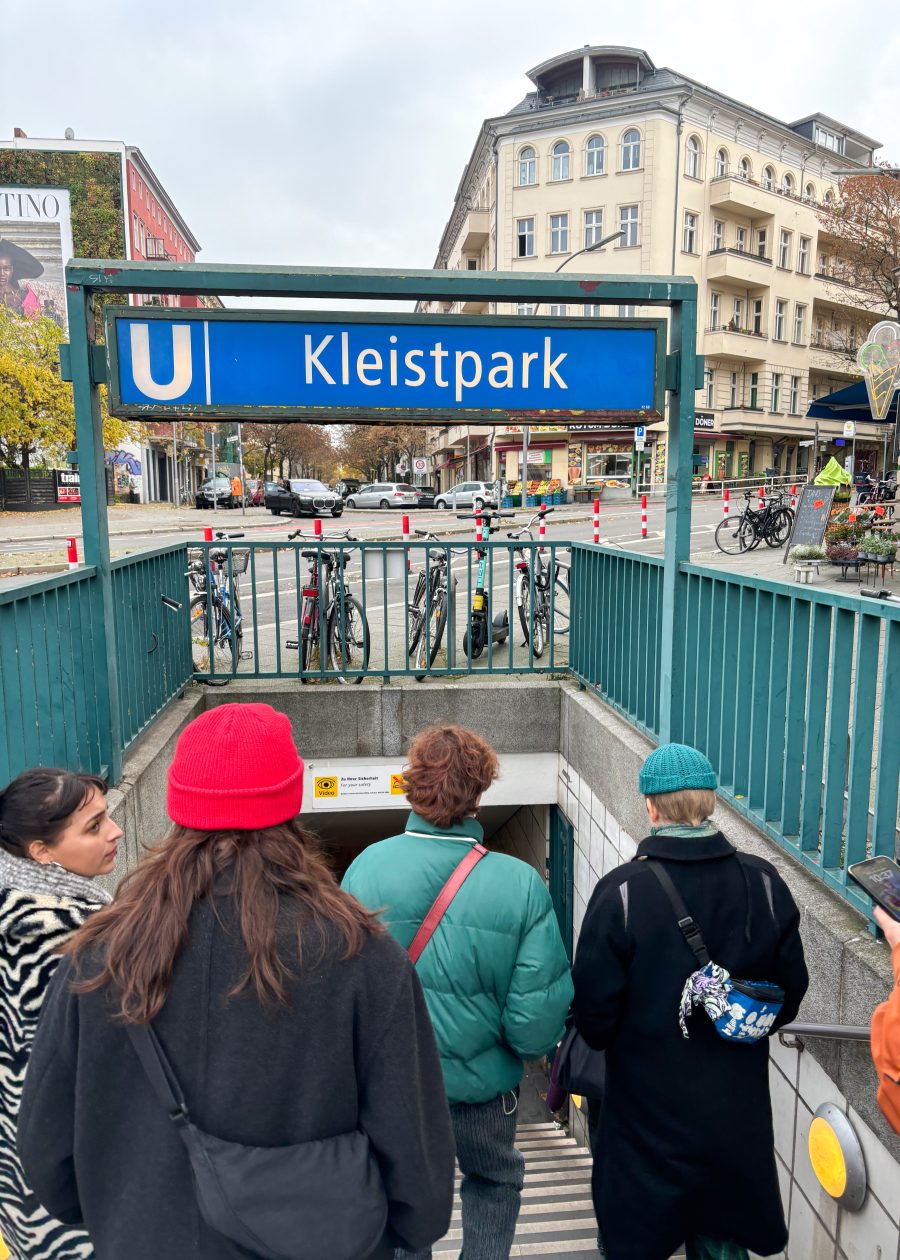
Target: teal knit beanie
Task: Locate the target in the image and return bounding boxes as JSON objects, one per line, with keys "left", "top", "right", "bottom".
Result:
{"left": 639, "top": 743, "right": 718, "bottom": 795}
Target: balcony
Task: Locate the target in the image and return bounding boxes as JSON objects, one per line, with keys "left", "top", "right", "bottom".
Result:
{"left": 706, "top": 247, "right": 773, "bottom": 288}
{"left": 144, "top": 237, "right": 175, "bottom": 261}
{"left": 813, "top": 266, "right": 873, "bottom": 311}
{"left": 461, "top": 299, "right": 489, "bottom": 314}
{"left": 461, "top": 208, "right": 490, "bottom": 252}
{"left": 708, "top": 175, "right": 778, "bottom": 217}
{"left": 810, "top": 332, "right": 860, "bottom": 374}
{"left": 702, "top": 325, "right": 768, "bottom": 361}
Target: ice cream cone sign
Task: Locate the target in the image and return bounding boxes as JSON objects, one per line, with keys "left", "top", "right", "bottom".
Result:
{"left": 858, "top": 321, "right": 900, "bottom": 420}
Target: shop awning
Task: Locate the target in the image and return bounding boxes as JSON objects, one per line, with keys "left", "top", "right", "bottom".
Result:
{"left": 806, "top": 381, "right": 899, "bottom": 424}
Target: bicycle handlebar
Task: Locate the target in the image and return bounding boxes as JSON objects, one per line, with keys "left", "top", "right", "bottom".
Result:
{"left": 214, "top": 531, "right": 244, "bottom": 539}
{"left": 456, "top": 512, "right": 515, "bottom": 521}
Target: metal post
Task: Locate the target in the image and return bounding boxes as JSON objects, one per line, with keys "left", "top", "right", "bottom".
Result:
{"left": 522, "top": 424, "right": 529, "bottom": 505}
{"left": 65, "top": 283, "right": 123, "bottom": 780}
{"left": 466, "top": 425, "right": 471, "bottom": 481}
{"left": 172, "top": 421, "right": 179, "bottom": 505}
{"left": 237, "top": 422, "right": 246, "bottom": 518}
{"left": 658, "top": 296, "right": 697, "bottom": 744}
{"left": 211, "top": 426, "right": 218, "bottom": 517}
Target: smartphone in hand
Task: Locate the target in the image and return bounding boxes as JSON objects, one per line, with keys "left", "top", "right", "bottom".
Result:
{"left": 848, "top": 856, "right": 900, "bottom": 922}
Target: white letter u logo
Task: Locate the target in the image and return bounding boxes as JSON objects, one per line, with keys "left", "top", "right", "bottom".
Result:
{"left": 130, "top": 323, "right": 193, "bottom": 401}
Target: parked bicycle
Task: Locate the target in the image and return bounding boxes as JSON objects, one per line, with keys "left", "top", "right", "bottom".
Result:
{"left": 285, "top": 531, "right": 370, "bottom": 683}
{"left": 857, "top": 474, "right": 897, "bottom": 510}
{"left": 507, "top": 508, "right": 571, "bottom": 658}
{"left": 187, "top": 533, "right": 248, "bottom": 674}
{"left": 714, "top": 492, "right": 794, "bottom": 555}
{"left": 457, "top": 511, "right": 514, "bottom": 659}
{"left": 406, "top": 530, "right": 457, "bottom": 678}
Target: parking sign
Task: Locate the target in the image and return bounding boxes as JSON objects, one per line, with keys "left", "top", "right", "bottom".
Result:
{"left": 635, "top": 425, "right": 646, "bottom": 439}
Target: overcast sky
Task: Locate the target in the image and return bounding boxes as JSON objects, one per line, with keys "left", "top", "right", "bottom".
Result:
{"left": 6, "top": 0, "right": 899, "bottom": 281}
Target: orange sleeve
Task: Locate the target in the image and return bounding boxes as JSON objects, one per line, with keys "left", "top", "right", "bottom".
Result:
{"left": 871, "top": 942, "right": 900, "bottom": 1134}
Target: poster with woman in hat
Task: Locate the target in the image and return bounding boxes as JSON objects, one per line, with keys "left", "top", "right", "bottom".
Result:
{"left": 0, "top": 237, "right": 45, "bottom": 320}
{"left": 0, "top": 187, "right": 73, "bottom": 329}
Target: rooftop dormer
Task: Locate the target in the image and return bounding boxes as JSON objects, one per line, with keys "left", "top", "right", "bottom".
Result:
{"left": 524, "top": 45, "right": 655, "bottom": 110}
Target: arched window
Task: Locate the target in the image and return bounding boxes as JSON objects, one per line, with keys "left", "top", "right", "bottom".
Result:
{"left": 585, "top": 135, "right": 605, "bottom": 177}
{"left": 715, "top": 147, "right": 728, "bottom": 178}
{"left": 804, "top": 181, "right": 817, "bottom": 203}
{"left": 782, "top": 172, "right": 794, "bottom": 196}
{"left": 824, "top": 188, "right": 834, "bottom": 205}
{"left": 739, "top": 156, "right": 752, "bottom": 181}
{"left": 685, "top": 135, "right": 701, "bottom": 178}
{"left": 518, "top": 146, "right": 536, "bottom": 186}
{"left": 551, "top": 140, "right": 571, "bottom": 182}
{"left": 762, "top": 166, "right": 775, "bottom": 191}
{"left": 621, "top": 129, "right": 642, "bottom": 170}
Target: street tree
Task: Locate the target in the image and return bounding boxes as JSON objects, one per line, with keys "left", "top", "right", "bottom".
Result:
{"left": 0, "top": 308, "right": 129, "bottom": 470}
{"left": 817, "top": 169, "right": 900, "bottom": 362}
{"left": 341, "top": 424, "right": 427, "bottom": 480}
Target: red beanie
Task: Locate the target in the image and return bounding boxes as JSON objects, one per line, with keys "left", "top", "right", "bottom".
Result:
{"left": 167, "top": 703, "right": 304, "bottom": 830}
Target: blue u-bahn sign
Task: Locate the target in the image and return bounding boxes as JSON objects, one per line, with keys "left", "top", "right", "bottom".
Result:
{"left": 104, "top": 309, "right": 664, "bottom": 423}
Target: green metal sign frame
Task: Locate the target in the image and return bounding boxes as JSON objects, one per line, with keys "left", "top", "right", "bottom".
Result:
{"left": 102, "top": 307, "right": 667, "bottom": 423}
{"left": 63, "top": 260, "right": 700, "bottom": 777}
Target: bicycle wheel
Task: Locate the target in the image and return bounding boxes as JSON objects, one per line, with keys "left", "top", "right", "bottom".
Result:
{"left": 714, "top": 516, "right": 755, "bottom": 555}
{"left": 552, "top": 572, "right": 570, "bottom": 634}
{"left": 463, "top": 613, "right": 486, "bottom": 660}
{"left": 764, "top": 507, "right": 794, "bottom": 548}
{"left": 327, "top": 596, "right": 370, "bottom": 683}
{"left": 406, "top": 571, "right": 427, "bottom": 657}
{"left": 516, "top": 577, "right": 546, "bottom": 658}
{"left": 415, "top": 590, "right": 447, "bottom": 678}
{"left": 189, "top": 595, "right": 234, "bottom": 674}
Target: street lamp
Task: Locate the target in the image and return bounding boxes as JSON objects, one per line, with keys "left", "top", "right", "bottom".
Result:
{"left": 517, "top": 229, "right": 625, "bottom": 504}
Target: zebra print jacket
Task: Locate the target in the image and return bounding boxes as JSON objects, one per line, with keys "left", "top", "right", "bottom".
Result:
{"left": 0, "top": 850, "right": 109, "bottom": 1260}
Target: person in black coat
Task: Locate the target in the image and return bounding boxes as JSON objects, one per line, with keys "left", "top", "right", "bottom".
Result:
{"left": 572, "top": 744, "right": 808, "bottom": 1260}
{"left": 17, "top": 704, "right": 455, "bottom": 1260}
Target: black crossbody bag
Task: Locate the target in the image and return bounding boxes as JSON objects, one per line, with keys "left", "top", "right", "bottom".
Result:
{"left": 125, "top": 1023, "right": 387, "bottom": 1260}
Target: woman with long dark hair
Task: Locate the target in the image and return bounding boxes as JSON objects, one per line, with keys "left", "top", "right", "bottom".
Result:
{"left": 0, "top": 768, "right": 122, "bottom": 1260}
{"left": 18, "top": 704, "right": 454, "bottom": 1260}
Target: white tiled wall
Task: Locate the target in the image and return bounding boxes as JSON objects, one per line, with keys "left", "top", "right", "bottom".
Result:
{"left": 557, "top": 757, "right": 900, "bottom": 1260}
{"left": 490, "top": 803, "right": 549, "bottom": 877}
{"left": 770, "top": 1036, "right": 900, "bottom": 1259}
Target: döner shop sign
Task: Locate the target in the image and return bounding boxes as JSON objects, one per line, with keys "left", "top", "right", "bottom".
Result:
{"left": 105, "top": 310, "right": 664, "bottom": 423}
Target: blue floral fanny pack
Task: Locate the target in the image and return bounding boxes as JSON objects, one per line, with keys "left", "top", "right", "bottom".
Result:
{"left": 646, "top": 861, "right": 784, "bottom": 1044}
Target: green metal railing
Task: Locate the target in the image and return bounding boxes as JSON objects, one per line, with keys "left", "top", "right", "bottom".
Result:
{"left": 188, "top": 537, "right": 571, "bottom": 683}
{"left": 111, "top": 544, "right": 193, "bottom": 752}
{"left": 569, "top": 546, "right": 663, "bottom": 737}
{"left": 0, "top": 567, "right": 106, "bottom": 781}
{"left": 569, "top": 541, "right": 900, "bottom": 914}
{"left": 0, "top": 547, "right": 192, "bottom": 784}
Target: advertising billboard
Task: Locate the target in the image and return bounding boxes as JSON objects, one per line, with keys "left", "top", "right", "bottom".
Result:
{"left": 0, "top": 187, "right": 73, "bottom": 331}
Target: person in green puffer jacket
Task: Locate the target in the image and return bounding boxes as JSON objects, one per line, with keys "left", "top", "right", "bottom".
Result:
{"left": 342, "top": 724, "right": 573, "bottom": 1260}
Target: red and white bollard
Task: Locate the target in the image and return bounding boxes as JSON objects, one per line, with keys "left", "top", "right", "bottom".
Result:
{"left": 401, "top": 514, "right": 410, "bottom": 543}
{"left": 758, "top": 485, "right": 765, "bottom": 511}
{"left": 641, "top": 494, "right": 648, "bottom": 539}
{"left": 314, "top": 518, "right": 322, "bottom": 538}
{"left": 593, "top": 498, "right": 600, "bottom": 544}
{"left": 538, "top": 506, "right": 547, "bottom": 545}
{"left": 475, "top": 514, "right": 483, "bottom": 544}
{"left": 65, "top": 537, "right": 78, "bottom": 571}
{"left": 723, "top": 487, "right": 730, "bottom": 520}
{"left": 203, "top": 526, "right": 213, "bottom": 542}
{"left": 790, "top": 484, "right": 797, "bottom": 510}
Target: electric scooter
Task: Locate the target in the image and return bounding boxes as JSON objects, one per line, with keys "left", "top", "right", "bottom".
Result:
{"left": 457, "top": 511, "right": 514, "bottom": 659}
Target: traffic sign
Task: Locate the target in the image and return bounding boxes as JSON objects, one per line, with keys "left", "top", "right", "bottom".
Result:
{"left": 634, "top": 438, "right": 646, "bottom": 451}
{"left": 413, "top": 456, "right": 427, "bottom": 474}
{"left": 396, "top": 461, "right": 408, "bottom": 475}
{"left": 635, "top": 424, "right": 646, "bottom": 439}
{"left": 843, "top": 421, "right": 856, "bottom": 438}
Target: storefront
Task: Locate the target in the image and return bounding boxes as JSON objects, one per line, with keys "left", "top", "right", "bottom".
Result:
{"left": 565, "top": 425, "right": 639, "bottom": 492}
{"left": 494, "top": 426, "right": 569, "bottom": 487}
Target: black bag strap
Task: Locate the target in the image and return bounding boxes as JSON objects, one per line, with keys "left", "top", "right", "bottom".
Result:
{"left": 644, "top": 860, "right": 711, "bottom": 968}
{"left": 125, "top": 1023, "right": 191, "bottom": 1121}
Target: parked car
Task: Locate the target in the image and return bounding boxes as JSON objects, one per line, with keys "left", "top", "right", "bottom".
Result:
{"left": 415, "top": 485, "right": 437, "bottom": 508}
{"left": 264, "top": 478, "right": 343, "bottom": 517}
{"left": 195, "top": 475, "right": 234, "bottom": 509}
{"left": 334, "top": 478, "right": 362, "bottom": 499}
{"left": 345, "top": 482, "right": 420, "bottom": 509}
{"left": 434, "top": 481, "right": 499, "bottom": 511}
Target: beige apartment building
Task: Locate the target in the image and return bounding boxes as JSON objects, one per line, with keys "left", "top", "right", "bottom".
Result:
{"left": 422, "top": 45, "right": 888, "bottom": 494}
